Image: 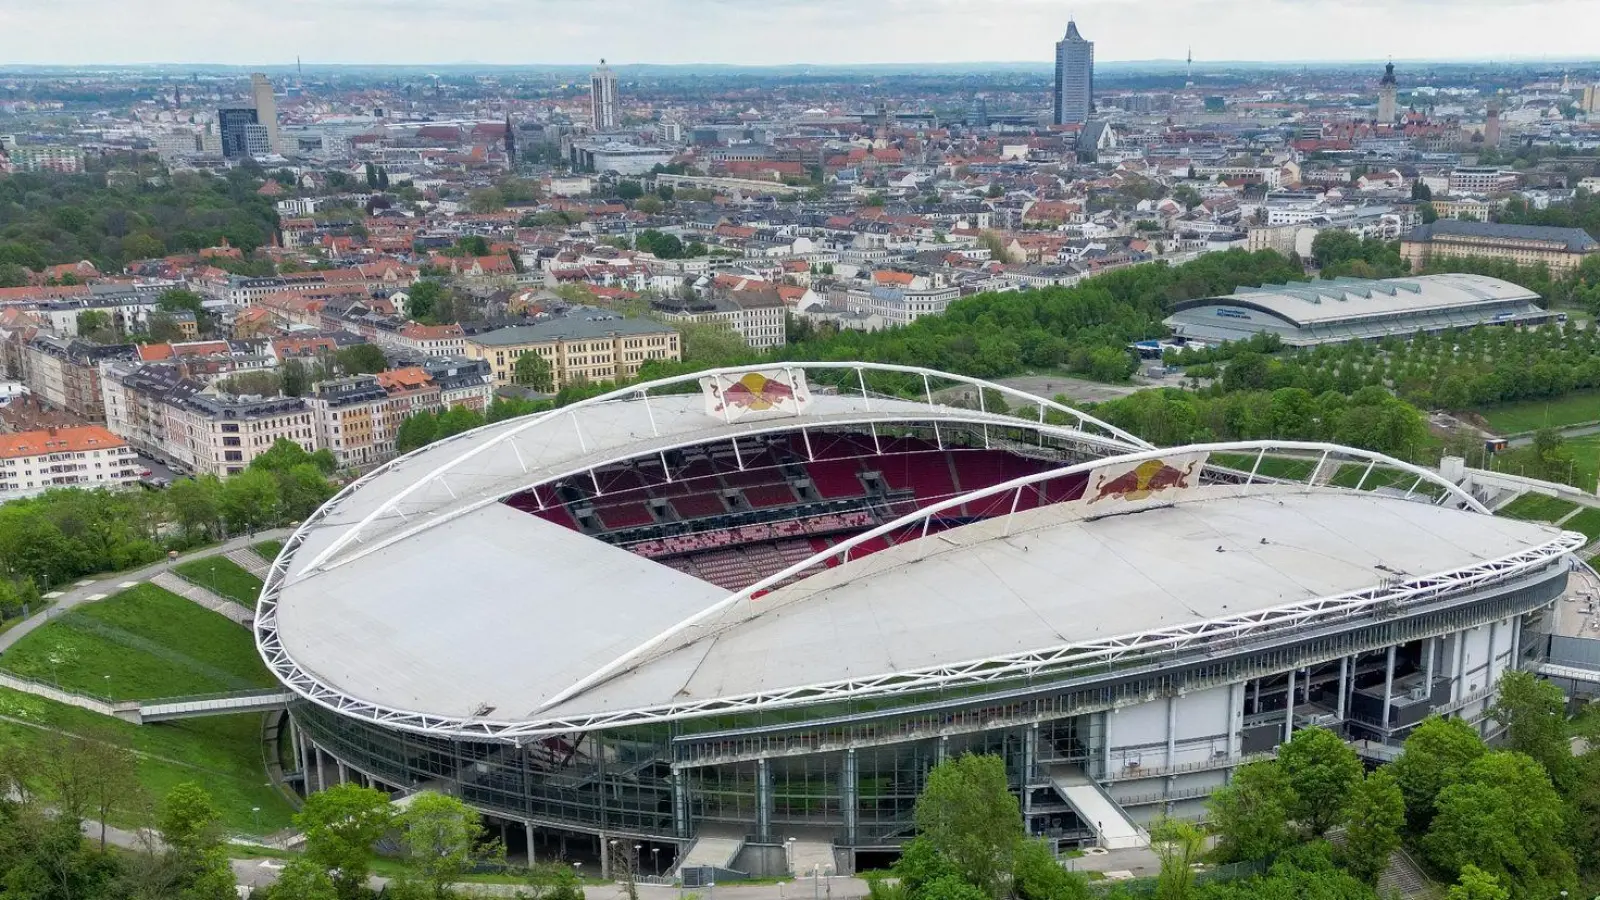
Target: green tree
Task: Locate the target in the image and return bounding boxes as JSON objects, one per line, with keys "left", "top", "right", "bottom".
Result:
{"left": 615, "top": 180, "right": 644, "bottom": 201}
{"left": 1411, "top": 180, "right": 1433, "bottom": 201}
{"left": 1339, "top": 768, "right": 1404, "bottom": 885}
{"left": 1011, "top": 838, "right": 1089, "bottom": 900}
{"left": 1391, "top": 715, "right": 1489, "bottom": 834}
{"left": 295, "top": 783, "right": 394, "bottom": 899}
{"left": 268, "top": 858, "right": 341, "bottom": 900}
{"left": 1420, "top": 202, "right": 1439, "bottom": 224}
{"left": 167, "top": 476, "right": 223, "bottom": 542}
{"left": 1422, "top": 751, "right": 1575, "bottom": 900}
{"left": 398, "top": 791, "right": 489, "bottom": 900}
{"left": 1150, "top": 817, "right": 1205, "bottom": 900}
{"left": 1567, "top": 747, "right": 1600, "bottom": 877}
{"left": 1446, "top": 866, "right": 1509, "bottom": 900}
{"left": 1275, "top": 726, "right": 1362, "bottom": 835}
{"left": 281, "top": 357, "right": 311, "bottom": 397}
{"left": 156, "top": 288, "right": 205, "bottom": 318}
{"left": 679, "top": 321, "right": 748, "bottom": 365}
{"left": 467, "top": 187, "right": 505, "bottom": 213}
{"left": 1206, "top": 759, "right": 1296, "bottom": 863}
{"left": 158, "top": 782, "right": 237, "bottom": 900}
{"left": 405, "top": 280, "right": 445, "bottom": 323}
{"left": 0, "top": 263, "right": 28, "bottom": 287}
{"left": 76, "top": 309, "right": 117, "bottom": 343}
{"left": 635, "top": 194, "right": 664, "bottom": 215}
{"left": 219, "top": 467, "right": 281, "bottom": 533}
{"left": 1489, "top": 669, "right": 1573, "bottom": 788}
{"left": 523, "top": 862, "right": 585, "bottom": 900}
{"left": 336, "top": 342, "right": 388, "bottom": 375}
{"left": 1221, "top": 351, "right": 1272, "bottom": 393}
{"left": 513, "top": 351, "right": 555, "bottom": 392}
{"left": 913, "top": 754, "right": 1023, "bottom": 898}
{"left": 395, "top": 412, "right": 440, "bottom": 454}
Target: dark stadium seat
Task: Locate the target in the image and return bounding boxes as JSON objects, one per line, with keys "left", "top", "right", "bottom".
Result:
{"left": 743, "top": 483, "right": 798, "bottom": 508}
{"left": 807, "top": 459, "right": 866, "bottom": 499}
{"left": 595, "top": 503, "right": 655, "bottom": 530}
{"left": 671, "top": 493, "right": 728, "bottom": 520}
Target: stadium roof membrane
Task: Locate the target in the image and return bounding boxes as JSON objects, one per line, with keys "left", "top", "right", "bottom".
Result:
{"left": 257, "top": 365, "right": 1580, "bottom": 740}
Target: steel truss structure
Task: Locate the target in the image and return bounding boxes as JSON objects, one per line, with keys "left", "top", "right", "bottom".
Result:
{"left": 257, "top": 390, "right": 1582, "bottom": 741}
{"left": 296, "top": 362, "right": 1152, "bottom": 574}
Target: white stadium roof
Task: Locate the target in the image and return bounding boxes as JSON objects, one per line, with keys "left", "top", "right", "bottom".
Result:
{"left": 256, "top": 366, "right": 1582, "bottom": 740}
{"left": 1184, "top": 273, "right": 1538, "bottom": 327}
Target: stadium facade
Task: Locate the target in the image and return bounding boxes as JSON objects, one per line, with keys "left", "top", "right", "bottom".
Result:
{"left": 258, "top": 363, "right": 1583, "bottom": 877}
{"left": 1163, "top": 273, "right": 1555, "bottom": 347}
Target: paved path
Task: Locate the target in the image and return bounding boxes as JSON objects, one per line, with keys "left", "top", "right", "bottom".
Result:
{"left": 0, "top": 529, "right": 289, "bottom": 655}
{"left": 150, "top": 572, "right": 254, "bottom": 626}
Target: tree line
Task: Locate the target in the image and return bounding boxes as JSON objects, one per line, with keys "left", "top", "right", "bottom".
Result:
{"left": 0, "top": 167, "right": 280, "bottom": 284}
{"left": 0, "top": 439, "right": 338, "bottom": 598}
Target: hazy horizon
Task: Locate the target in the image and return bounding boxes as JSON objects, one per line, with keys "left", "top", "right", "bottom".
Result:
{"left": 1, "top": 0, "right": 1596, "bottom": 69}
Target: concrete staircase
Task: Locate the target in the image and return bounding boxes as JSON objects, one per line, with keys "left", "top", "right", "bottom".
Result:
{"left": 150, "top": 572, "right": 253, "bottom": 626}
{"left": 225, "top": 548, "right": 272, "bottom": 579}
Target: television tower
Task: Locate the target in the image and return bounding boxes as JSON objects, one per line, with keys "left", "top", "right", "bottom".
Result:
{"left": 1186, "top": 48, "right": 1194, "bottom": 88}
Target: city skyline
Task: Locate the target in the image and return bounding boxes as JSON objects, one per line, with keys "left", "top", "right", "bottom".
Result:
{"left": 1, "top": 0, "right": 1598, "bottom": 67}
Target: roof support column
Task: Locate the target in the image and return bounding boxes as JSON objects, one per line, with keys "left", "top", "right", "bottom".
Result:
{"left": 1381, "top": 645, "right": 1397, "bottom": 733}
{"left": 1454, "top": 629, "right": 1468, "bottom": 704}
{"left": 756, "top": 758, "right": 772, "bottom": 843}
{"left": 1283, "top": 668, "right": 1296, "bottom": 742}
{"left": 843, "top": 749, "right": 858, "bottom": 847}
{"left": 297, "top": 725, "right": 311, "bottom": 796}
{"left": 526, "top": 821, "right": 537, "bottom": 865}
{"left": 1336, "top": 656, "right": 1349, "bottom": 724}
{"left": 673, "top": 770, "right": 690, "bottom": 840}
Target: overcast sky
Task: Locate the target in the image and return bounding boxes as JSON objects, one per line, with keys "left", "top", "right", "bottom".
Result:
{"left": 0, "top": 0, "right": 1595, "bottom": 67}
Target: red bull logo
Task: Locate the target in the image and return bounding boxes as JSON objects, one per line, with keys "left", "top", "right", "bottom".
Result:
{"left": 708, "top": 372, "right": 802, "bottom": 414}
{"left": 1088, "top": 458, "right": 1199, "bottom": 504}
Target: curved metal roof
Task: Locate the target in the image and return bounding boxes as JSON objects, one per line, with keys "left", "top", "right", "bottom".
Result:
{"left": 1171, "top": 273, "right": 1539, "bottom": 327}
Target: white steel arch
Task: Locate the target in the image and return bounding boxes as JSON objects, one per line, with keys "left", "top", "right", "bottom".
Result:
{"left": 256, "top": 438, "right": 1580, "bottom": 741}
{"left": 295, "top": 362, "right": 1152, "bottom": 573}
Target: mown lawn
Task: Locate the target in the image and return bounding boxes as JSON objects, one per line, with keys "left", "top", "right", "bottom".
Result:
{"left": 1561, "top": 508, "right": 1600, "bottom": 544}
{"left": 0, "top": 687, "right": 294, "bottom": 835}
{"left": 252, "top": 540, "right": 284, "bottom": 563}
{"left": 1498, "top": 492, "right": 1581, "bottom": 524}
{"left": 0, "top": 584, "right": 275, "bottom": 701}
{"left": 1475, "top": 389, "right": 1600, "bottom": 434}
{"left": 173, "top": 557, "right": 264, "bottom": 607}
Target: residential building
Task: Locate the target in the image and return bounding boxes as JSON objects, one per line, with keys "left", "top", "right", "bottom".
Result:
{"left": 0, "top": 426, "right": 140, "bottom": 500}
{"left": 590, "top": 60, "right": 619, "bottom": 131}
{"left": 174, "top": 393, "right": 316, "bottom": 477}
{"left": 375, "top": 322, "right": 467, "bottom": 357}
{"left": 1400, "top": 220, "right": 1599, "bottom": 273}
{"left": 652, "top": 290, "right": 787, "bottom": 351}
{"left": 21, "top": 335, "right": 133, "bottom": 423}
{"left": 4, "top": 145, "right": 85, "bottom": 173}
{"left": 1053, "top": 20, "right": 1094, "bottom": 126}
{"left": 464, "top": 315, "right": 680, "bottom": 388}
{"left": 1447, "top": 167, "right": 1517, "bottom": 197}
{"left": 100, "top": 361, "right": 202, "bottom": 463}
{"left": 306, "top": 376, "right": 393, "bottom": 471}
{"left": 250, "top": 73, "right": 282, "bottom": 155}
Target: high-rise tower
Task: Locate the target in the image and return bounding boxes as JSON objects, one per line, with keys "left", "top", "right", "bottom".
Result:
{"left": 249, "top": 73, "right": 281, "bottom": 154}
{"left": 590, "top": 60, "right": 619, "bottom": 132}
{"left": 1378, "top": 61, "right": 1399, "bottom": 124}
{"left": 1053, "top": 20, "right": 1094, "bottom": 126}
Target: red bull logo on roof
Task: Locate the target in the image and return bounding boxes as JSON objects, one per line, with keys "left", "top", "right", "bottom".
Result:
{"left": 1084, "top": 453, "right": 1208, "bottom": 507}
{"left": 702, "top": 369, "right": 813, "bottom": 422}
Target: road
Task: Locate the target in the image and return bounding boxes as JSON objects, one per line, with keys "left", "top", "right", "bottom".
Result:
{"left": 0, "top": 528, "right": 291, "bottom": 654}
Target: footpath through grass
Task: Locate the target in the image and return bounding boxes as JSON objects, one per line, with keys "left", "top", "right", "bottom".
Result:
{"left": 0, "top": 584, "right": 275, "bottom": 701}
{"left": 173, "top": 556, "right": 264, "bottom": 607}
{"left": 1498, "top": 492, "right": 1581, "bottom": 523}
{"left": 0, "top": 686, "right": 293, "bottom": 834}
{"left": 1474, "top": 389, "right": 1600, "bottom": 434}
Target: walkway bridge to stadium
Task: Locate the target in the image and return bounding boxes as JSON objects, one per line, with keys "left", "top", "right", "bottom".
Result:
{"left": 136, "top": 689, "right": 295, "bottom": 723}
{"left": 1045, "top": 765, "right": 1149, "bottom": 850}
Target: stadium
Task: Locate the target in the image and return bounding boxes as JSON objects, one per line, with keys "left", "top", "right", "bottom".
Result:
{"left": 1162, "top": 273, "right": 1556, "bottom": 347}
{"left": 257, "top": 363, "right": 1585, "bottom": 878}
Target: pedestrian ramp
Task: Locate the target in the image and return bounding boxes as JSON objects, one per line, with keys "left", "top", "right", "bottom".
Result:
{"left": 1046, "top": 765, "right": 1149, "bottom": 850}
{"left": 139, "top": 689, "right": 294, "bottom": 722}
{"left": 785, "top": 830, "right": 838, "bottom": 878}
{"left": 675, "top": 826, "right": 746, "bottom": 885}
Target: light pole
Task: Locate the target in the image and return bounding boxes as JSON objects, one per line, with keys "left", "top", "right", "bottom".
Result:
{"left": 251, "top": 806, "right": 261, "bottom": 833}
{"left": 813, "top": 864, "right": 821, "bottom": 900}
{"left": 651, "top": 846, "right": 660, "bottom": 876}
